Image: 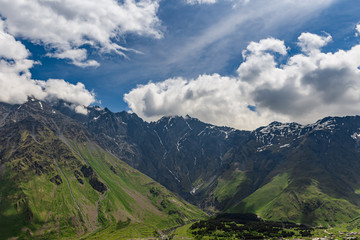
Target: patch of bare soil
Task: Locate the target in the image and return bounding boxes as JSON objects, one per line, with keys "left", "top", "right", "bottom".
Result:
{"left": 50, "top": 185, "right": 57, "bottom": 198}
{"left": 122, "top": 187, "right": 164, "bottom": 219}
{"left": 81, "top": 201, "right": 98, "bottom": 231}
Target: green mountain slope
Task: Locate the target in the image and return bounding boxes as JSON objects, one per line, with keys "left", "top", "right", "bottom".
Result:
{"left": 228, "top": 175, "right": 360, "bottom": 226}
{"left": 228, "top": 173, "right": 289, "bottom": 215}
{"left": 0, "top": 101, "right": 205, "bottom": 239}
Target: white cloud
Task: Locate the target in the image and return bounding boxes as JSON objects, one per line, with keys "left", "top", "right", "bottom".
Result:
{"left": 243, "top": 38, "right": 287, "bottom": 57}
{"left": 297, "top": 32, "right": 332, "bottom": 54}
{"left": 237, "top": 38, "right": 287, "bottom": 87}
{"left": 0, "top": 20, "right": 45, "bottom": 104}
{"left": 125, "top": 30, "right": 360, "bottom": 130}
{"left": 50, "top": 49, "right": 100, "bottom": 68}
{"left": 124, "top": 74, "right": 278, "bottom": 128}
{"left": 0, "top": 20, "right": 95, "bottom": 113}
{"left": 0, "top": 21, "right": 29, "bottom": 60}
{"left": 43, "top": 79, "right": 96, "bottom": 114}
{"left": 0, "top": 0, "right": 161, "bottom": 67}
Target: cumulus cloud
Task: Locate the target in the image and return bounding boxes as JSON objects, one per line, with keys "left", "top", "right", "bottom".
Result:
{"left": 41, "top": 79, "right": 96, "bottom": 114}
{"left": 297, "top": 32, "right": 332, "bottom": 54}
{"left": 0, "top": 21, "right": 29, "bottom": 60}
{"left": 243, "top": 38, "right": 287, "bottom": 56}
{"left": 0, "top": 20, "right": 95, "bottom": 113}
{"left": 125, "top": 30, "right": 360, "bottom": 130}
{"left": 0, "top": 0, "right": 161, "bottom": 67}
{"left": 124, "top": 74, "right": 278, "bottom": 128}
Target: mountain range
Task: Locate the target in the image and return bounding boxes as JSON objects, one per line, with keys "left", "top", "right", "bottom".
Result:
{"left": 2, "top": 99, "right": 360, "bottom": 238}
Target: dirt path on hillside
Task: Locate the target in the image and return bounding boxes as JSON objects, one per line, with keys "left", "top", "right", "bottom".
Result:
{"left": 53, "top": 158, "right": 84, "bottom": 217}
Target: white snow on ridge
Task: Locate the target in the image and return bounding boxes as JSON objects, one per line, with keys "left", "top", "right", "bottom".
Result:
{"left": 184, "top": 119, "right": 192, "bottom": 130}
{"left": 254, "top": 119, "right": 339, "bottom": 145}
{"left": 190, "top": 184, "right": 202, "bottom": 195}
{"left": 257, "top": 144, "right": 272, "bottom": 152}
{"left": 197, "top": 128, "right": 206, "bottom": 136}
{"left": 219, "top": 128, "right": 236, "bottom": 139}
{"left": 351, "top": 132, "right": 360, "bottom": 140}
{"left": 154, "top": 130, "right": 164, "bottom": 147}
{"left": 256, "top": 122, "right": 303, "bottom": 139}
{"left": 280, "top": 143, "right": 290, "bottom": 148}
{"left": 176, "top": 141, "right": 181, "bottom": 152}
{"left": 167, "top": 168, "right": 180, "bottom": 183}
{"left": 309, "top": 118, "right": 336, "bottom": 131}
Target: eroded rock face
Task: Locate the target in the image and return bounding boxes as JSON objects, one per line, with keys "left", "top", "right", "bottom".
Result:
{"left": 50, "top": 174, "right": 63, "bottom": 185}
{"left": 80, "top": 165, "right": 107, "bottom": 193}
{"left": 80, "top": 165, "right": 93, "bottom": 178}
{"left": 74, "top": 170, "right": 84, "bottom": 184}
{"left": 89, "top": 176, "right": 107, "bottom": 194}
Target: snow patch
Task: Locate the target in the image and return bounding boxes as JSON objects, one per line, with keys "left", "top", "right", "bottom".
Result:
{"left": 257, "top": 144, "right": 272, "bottom": 152}
{"left": 254, "top": 122, "right": 303, "bottom": 145}
{"left": 310, "top": 118, "right": 336, "bottom": 131}
{"left": 197, "top": 128, "right": 206, "bottom": 136}
{"left": 279, "top": 144, "right": 290, "bottom": 148}
{"left": 351, "top": 132, "right": 360, "bottom": 140}
{"left": 184, "top": 119, "right": 192, "bottom": 130}
{"left": 176, "top": 141, "right": 181, "bottom": 152}
{"left": 167, "top": 168, "right": 180, "bottom": 183}
{"left": 190, "top": 184, "right": 202, "bottom": 195}
{"left": 154, "top": 130, "right": 164, "bottom": 147}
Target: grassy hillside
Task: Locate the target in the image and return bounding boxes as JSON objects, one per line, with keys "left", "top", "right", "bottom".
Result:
{"left": 213, "top": 169, "right": 246, "bottom": 203}
{"left": 228, "top": 174, "right": 360, "bottom": 226}
{"left": 0, "top": 119, "right": 205, "bottom": 239}
{"left": 228, "top": 173, "right": 289, "bottom": 215}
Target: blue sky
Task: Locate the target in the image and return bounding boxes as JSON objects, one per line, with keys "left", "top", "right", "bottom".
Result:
{"left": 1, "top": 0, "right": 360, "bottom": 129}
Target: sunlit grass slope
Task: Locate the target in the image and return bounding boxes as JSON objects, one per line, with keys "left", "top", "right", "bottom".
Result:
{"left": 0, "top": 122, "right": 205, "bottom": 239}
{"left": 228, "top": 173, "right": 360, "bottom": 226}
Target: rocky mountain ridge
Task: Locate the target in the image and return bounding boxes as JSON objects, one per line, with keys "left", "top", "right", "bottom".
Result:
{"left": 72, "top": 104, "right": 360, "bottom": 226}
{"left": 3, "top": 98, "right": 360, "bottom": 229}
